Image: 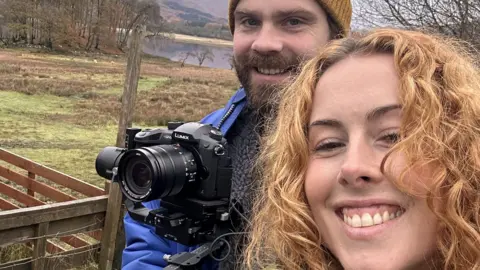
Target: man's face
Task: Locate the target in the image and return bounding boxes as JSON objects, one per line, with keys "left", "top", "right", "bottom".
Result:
{"left": 232, "top": 0, "right": 331, "bottom": 111}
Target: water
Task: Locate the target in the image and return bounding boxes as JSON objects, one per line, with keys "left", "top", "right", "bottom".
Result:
{"left": 143, "top": 36, "right": 234, "bottom": 70}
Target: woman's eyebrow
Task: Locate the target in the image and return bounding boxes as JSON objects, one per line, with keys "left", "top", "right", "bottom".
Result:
{"left": 366, "top": 104, "right": 401, "bottom": 122}
{"left": 308, "top": 104, "right": 401, "bottom": 130}
{"left": 309, "top": 119, "right": 342, "bottom": 129}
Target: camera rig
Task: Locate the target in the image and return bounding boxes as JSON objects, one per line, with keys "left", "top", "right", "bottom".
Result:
{"left": 96, "top": 122, "right": 236, "bottom": 269}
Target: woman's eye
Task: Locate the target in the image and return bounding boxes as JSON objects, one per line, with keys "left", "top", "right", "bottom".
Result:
{"left": 314, "top": 141, "right": 344, "bottom": 152}
{"left": 381, "top": 132, "right": 400, "bottom": 144}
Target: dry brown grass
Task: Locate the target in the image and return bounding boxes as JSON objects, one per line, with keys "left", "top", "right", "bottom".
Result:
{"left": 0, "top": 49, "right": 239, "bottom": 126}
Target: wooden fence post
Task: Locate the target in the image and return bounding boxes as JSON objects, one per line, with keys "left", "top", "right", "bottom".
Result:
{"left": 27, "top": 172, "right": 36, "bottom": 197}
{"left": 115, "top": 23, "right": 146, "bottom": 147}
{"left": 32, "top": 222, "right": 49, "bottom": 270}
{"left": 99, "top": 23, "right": 146, "bottom": 270}
{"left": 99, "top": 181, "right": 124, "bottom": 270}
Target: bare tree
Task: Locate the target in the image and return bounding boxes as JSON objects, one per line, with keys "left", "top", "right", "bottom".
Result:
{"left": 223, "top": 52, "right": 234, "bottom": 70}
{"left": 178, "top": 51, "right": 194, "bottom": 67}
{"left": 0, "top": 0, "right": 169, "bottom": 51}
{"left": 356, "top": 0, "right": 480, "bottom": 49}
{"left": 193, "top": 48, "right": 214, "bottom": 66}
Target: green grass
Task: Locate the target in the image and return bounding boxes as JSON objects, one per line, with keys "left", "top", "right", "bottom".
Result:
{"left": 101, "top": 76, "right": 171, "bottom": 95}
{"left": 0, "top": 90, "right": 117, "bottom": 186}
{"left": 0, "top": 91, "right": 75, "bottom": 114}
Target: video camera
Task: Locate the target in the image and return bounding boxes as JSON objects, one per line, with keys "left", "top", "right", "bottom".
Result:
{"left": 95, "top": 122, "right": 234, "bottom": 269}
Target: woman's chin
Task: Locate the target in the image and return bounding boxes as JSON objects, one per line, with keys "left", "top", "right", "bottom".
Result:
{"left": 338, "top": 257, "right": 399, "bottom": 270}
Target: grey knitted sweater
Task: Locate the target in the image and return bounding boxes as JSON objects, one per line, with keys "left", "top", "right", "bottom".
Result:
{"left": 218, "top": 108, "right": 263, "bottom": 270}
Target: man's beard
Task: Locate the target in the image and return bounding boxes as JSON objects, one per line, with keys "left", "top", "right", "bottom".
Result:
{"left": 233, "top": 52, "right": 302, "bottom": 116}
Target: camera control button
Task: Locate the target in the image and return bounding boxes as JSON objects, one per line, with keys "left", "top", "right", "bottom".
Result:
{"left": 209, "top": 129, "right": 223, "bottom": 141}
{"left": 214, "top": 145, "right": 226, "bottom": 156}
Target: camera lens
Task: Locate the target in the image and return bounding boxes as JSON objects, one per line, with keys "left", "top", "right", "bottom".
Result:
{"left": 123, "top": 159, "right": 153, "bottom": 197}
{"left": 131, "top": 162, "right": 152, "bottom": 188}
{"left": 117, "top": 145, "right": 197, "bottom": 202}
{"left": 95, "top": 146, "right": 125, "bottom": 180}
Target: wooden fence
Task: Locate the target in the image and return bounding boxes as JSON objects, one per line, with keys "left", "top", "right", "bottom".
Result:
{"left": 0, "top": 148, "right": 120, "bottom": 270}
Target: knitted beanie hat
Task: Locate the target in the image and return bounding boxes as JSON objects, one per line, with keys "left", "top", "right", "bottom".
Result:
{"left": 227, "top": 0, "right": 352, "bottom": 36}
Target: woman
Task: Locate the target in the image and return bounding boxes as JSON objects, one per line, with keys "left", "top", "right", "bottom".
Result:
{"left": 243, "top": 28, "right": 480, "bottom": 270}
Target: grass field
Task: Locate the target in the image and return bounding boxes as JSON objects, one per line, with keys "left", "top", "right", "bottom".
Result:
{"left": 0, "top": 48, "right": 239, "bottom": 187}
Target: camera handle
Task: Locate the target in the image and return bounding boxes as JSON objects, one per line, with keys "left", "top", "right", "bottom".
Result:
{"left": 111, "top": 168, "right": 235, "bottom": 269}
{"left": 163, "top": 240, "right": 225, "bottom": 270}
{"left": 123, "top": 199, "right": 228, "bottom": 269}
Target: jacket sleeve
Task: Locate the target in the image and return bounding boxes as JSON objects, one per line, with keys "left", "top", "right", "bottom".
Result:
{"left": 122, "top": 201, "right": 218, "bottom": 270}
{"left": 122, "top": 200, "right": 177, "bottom": 270}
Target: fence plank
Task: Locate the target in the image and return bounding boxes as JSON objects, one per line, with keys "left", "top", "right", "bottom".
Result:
{"left": 44, "top": 244, "right": 100, "bottom": 269}
{"left": 0, "top": 195, "right": 108, "bottom": 231}
{"left": 0, "top": 244, "right": 101, "bottom": 270}
{"left": 88, "top": 229, "right": 103, "bottom": 241}
{"left": 0, "top": 148, "right": 104, "bottom": 197}
{"left": 0, "top": 197, "right": 19, "bottom": 210}
{"left": 59, "top": 236, "right": 88, "bottom": 248}
{"left": 0, "top": 258, "right": 31, "bottom": 270}
{"left": 0, "top": 166, "right": 76, "bottom": 202}
{"left": 48, "top": 212, "right": 105, "bottom": 238}
{"left": 27, "top": 172, "right": 35, "bottom": 197}
{"left": 0, "top": 226, "right": 34, "bottom": 246}
{"left": 0, "top": 182, "right": 44, "bottom": 207}
{"left": 32, "top": 222, "right": 49, "bottom": 270}
{"left": 0, "top": 213, "right": 105, "bottom": 247}
{"left": 46, "top": 240, "right": 66, "bottom": 254}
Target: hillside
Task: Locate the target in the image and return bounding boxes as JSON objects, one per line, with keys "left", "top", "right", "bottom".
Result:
{"left": 158, "top": 0, "right": 228, "bottom": 24}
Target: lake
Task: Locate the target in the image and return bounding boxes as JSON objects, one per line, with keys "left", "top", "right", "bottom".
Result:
{"left": 143, "top": 36, "right": 234, "bottom": 70}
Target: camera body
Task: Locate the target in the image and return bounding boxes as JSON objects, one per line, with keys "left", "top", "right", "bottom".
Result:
{"left": 95, "top": 122, "right": 233, "bottom": 246}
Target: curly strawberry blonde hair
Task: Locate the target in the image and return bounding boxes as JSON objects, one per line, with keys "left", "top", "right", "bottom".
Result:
{"left": 242, "top": 28, "right": 480, "bottom": 270}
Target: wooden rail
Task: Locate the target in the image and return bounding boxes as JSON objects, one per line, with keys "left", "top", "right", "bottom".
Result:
{"left": 0, "top": 148, "right": 115, "bottom": 270}
{"left": 0, "top": 149, "right": 104, "bottom": 197}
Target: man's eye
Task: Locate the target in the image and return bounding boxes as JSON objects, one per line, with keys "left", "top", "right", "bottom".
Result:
{"left": 286, "top": 18, "right": 302, "bottom": 26}
{"left": 241, "top": 18, "right": 259, "bottom": 26}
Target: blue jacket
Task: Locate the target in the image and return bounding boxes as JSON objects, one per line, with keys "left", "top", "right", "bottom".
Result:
{"left": 122, "top": 88, "right": 247, "bottom": 270}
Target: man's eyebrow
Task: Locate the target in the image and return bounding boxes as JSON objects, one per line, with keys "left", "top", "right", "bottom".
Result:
{"left": 366, "top": 104, "right": 401, "bottom": 122}
{"left": 233, "top": 9, "right": 259, "bottom": 19}
{"left": 234, "top": 8, "right": 316, "bottom": 20}
{"left": 272, "top": 9, "right": 317, "bottom": 20}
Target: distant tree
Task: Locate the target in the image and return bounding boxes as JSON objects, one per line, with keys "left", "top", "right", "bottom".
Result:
{"left": 117, "top": 0, "right": 168, "bottom": 50}
{"left": 223, "top": 52, "right": 234, "bottom": 70}
{"left": 0, "top": 0, "right": 170, "bottom": 51}
{"left": 178, "top": 51, "right": 194, "bottom": 67}
{"left": 193, "top": 48, "right": 214, "bottom": 66}
{"left": 356, "top": 0, "right": 480, "bottom": 50}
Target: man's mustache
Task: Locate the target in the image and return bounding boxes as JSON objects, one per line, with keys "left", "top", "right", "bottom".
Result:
{"left": 235, "top": 53, "right": 301, "bottom": 70}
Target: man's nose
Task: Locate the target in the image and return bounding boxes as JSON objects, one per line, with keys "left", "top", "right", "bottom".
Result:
{"left": 338, "top": 140, "right": 383, "bottom": 187}
{"left": 251, "top": 23, "right": 283, "bottom": 54}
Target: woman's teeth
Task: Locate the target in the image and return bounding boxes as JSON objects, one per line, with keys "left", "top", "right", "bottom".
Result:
{"left": 342, "top": 209, "right": 404, "bottom": 228}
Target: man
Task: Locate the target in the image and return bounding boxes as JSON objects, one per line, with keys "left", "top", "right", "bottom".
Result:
{"left": 122, "top": 0, "right": 352, "bottom": 269}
